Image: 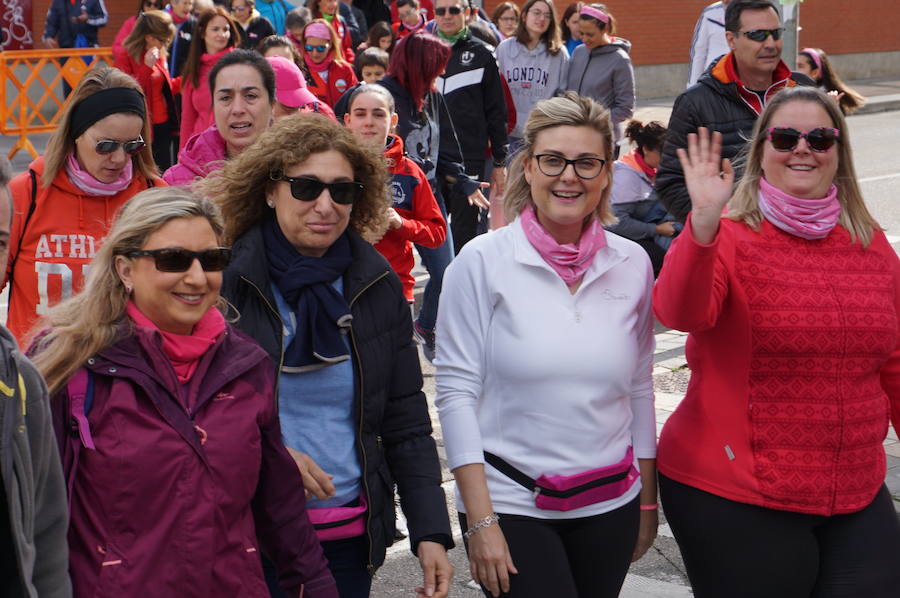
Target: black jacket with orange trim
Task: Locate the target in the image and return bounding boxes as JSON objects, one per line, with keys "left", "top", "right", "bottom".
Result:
{"left": 655, "top": 53, "right": 814, "bottom": 222}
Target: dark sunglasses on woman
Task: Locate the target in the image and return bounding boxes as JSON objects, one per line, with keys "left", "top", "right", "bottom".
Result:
{"left": 121, "top": 248, "right": 233, "bottom": 272}
{"left": 766, "top": 127, "right": 840, "bottom": 153}
{"left": 274, "top": 174, "right": 364, "bottom": 205}
{"left": 95, "top": 137, "right": 146, "bottom": 155}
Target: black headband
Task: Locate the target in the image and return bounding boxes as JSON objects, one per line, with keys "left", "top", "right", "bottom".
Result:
{"left": 70, "top": 88, "right": 147, "bottom": 140}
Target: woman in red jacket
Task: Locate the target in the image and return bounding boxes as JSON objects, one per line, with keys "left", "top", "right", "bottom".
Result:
{"left": 654, "top": 86, "right": 900, "bottom": 597}
{"left": 31, "top": 187, "right": 338, "bottom": 598}
{"left": 301, "top": 20, "right": 358, "bottom": 109}
{"left": 4, "top": 65, "right": 165, "bottom": 347}
{"left": 178, "top": 7, "right": 239, "bottom": 147}
{"left": 307, "top": 0, "right": 355, "bottom": 62}
{"left": 114, "top": 10, "right": 180, "bottom": 170}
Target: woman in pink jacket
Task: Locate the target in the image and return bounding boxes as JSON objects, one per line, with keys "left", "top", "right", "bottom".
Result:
{"left": 32, "top": 187, "right": 339, "bottom": 598}
{"left": 164, "top": 50, "right": 274, "bottom": 186}
{"left": 178, "top": 7, "right": 239, "bottom": 148}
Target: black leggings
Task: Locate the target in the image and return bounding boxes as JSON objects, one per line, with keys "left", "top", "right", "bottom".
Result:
{"left": 659, "top": 474, "right": 900, "bottom": 598}
{"left": 460, "top": 497, "right": 638, "bottom": 598}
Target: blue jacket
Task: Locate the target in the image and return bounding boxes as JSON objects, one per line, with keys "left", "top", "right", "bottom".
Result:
{"left": 255, "top": 0, "right": 296, "bottom": 35}
{"left": 43, "top": 0, "right": 108, "bottom": 48}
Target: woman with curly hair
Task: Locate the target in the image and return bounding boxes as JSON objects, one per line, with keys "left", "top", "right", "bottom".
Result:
{"left": 199, "top": 114, "right": 454, "bottom": 598}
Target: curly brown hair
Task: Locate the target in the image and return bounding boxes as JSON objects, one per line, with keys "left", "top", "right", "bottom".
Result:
{"left": 197, "top": 113, "right": 389, "bottom": 244}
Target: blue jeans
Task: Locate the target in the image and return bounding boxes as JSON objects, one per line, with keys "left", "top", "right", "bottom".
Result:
{"left": 414, "top": 186, "right": 454, "bottom": 332}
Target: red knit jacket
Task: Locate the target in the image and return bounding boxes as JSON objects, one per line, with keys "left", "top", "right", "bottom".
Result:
{"left": 654, "top": 216, "right": 900, "bottom": 516}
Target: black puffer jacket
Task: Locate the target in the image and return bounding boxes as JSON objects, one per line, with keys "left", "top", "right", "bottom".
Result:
{"left": 221, "top": 225, "right": 453, "bottom": 570}
{"left": 655, "top": 56, "right": 813, "bottom": 222}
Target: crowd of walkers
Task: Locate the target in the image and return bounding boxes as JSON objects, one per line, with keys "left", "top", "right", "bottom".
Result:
{"left": 4, "top": 0, "right": 896, "bottom": 597}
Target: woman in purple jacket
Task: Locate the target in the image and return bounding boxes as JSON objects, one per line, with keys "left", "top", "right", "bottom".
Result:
{"left": 30, "top": 187, "right": 338, "bottom": 598}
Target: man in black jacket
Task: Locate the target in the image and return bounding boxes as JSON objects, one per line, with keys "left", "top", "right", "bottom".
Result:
{"left": 655, "top": 0, "right": 813, "bottom": 222}
{"left": 433, "top": 0, "right": 508, "bottom": 254}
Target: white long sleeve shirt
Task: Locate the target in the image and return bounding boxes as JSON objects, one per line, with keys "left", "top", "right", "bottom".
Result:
{"left": 687, "top": 2, "right": 729, "bottom": 87}
{"left": 435, "top": 218, "right": 657, "bottom": 519}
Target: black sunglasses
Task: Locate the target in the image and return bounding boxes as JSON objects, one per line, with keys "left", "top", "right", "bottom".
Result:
{"left": 737, "top": 27, "right": 784, "bottom": 42}
{"left": 435, "top": 6, "right": 463, "bottom": 16}
{"left": 274, "top": 174, "right": 364, "bottom": 205}
{"left": 121, "top": 248, "right": 232, "bottom": 272}
{"left": 95, "top": 137, "right": 146, "bottom": 155}
{"left": 766, "top": 127, "right": 840, "bottom": 153}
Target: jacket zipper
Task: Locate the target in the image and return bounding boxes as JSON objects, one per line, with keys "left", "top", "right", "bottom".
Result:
{"left": 240, "top": 276, "right": 286, "bottom": 403}
{"left": 348, "top": 270, "right": 389, "bottom": 577}
{"left": 577, "top": 50, "right": 595, "bottom": 95}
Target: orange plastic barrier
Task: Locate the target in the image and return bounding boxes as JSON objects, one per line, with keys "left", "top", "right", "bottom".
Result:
{"left": 1, "top": 47, "right": 113, "bottom": 160}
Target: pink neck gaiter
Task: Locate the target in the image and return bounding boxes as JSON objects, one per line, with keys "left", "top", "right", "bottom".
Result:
{"left": 304, "top": 52, "right": 334, "bottom": 73}
{"left": 126, "top": 301, "right": 226, "bottom": 383}
{"left": 520, "top": 204, "right": 607, "bottom": 286}
{"left": 757, "top": 176, "right": 840, "bottom": 240}
{"left": 65, "top": 152, "right": 133, "bottom": 196}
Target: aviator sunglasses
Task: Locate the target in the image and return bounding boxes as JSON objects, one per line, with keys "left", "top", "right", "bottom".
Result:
{"left": 273, "top": 174, "right": 364, "bottom": 205}
{"left": 435, "top": 6, "right": 463, "bottom": 16}
{"left": 120, "top": 248, "right": 232, "bottom": 272}
{"left": 766, "top": 127, "right": 840, "bottom": 153}
{"left": 95, "top": 137, "right": 146, "bottom": 155}
{"left": 736, "top": 27, "right": 784, "bottom": 42}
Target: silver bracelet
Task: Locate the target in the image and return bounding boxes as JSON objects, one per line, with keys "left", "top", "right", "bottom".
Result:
{"left": 463, "top": 513, "right": 500, "bottom": 539}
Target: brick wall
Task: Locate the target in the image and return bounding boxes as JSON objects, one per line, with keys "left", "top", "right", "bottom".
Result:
{"left": 27, "top": 0, "right": 900, "bottom": 65}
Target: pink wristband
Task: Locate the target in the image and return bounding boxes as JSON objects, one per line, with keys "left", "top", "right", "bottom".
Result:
{"left": 639, "top": 503, "right": 658, "bottom": 511}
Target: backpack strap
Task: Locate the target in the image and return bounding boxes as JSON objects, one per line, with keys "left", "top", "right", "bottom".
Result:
{"left": 67, "top": 369, "right": 96, "bottom": 450}
{"left": 7, "top": 169, "right": 40, "bottom": 293}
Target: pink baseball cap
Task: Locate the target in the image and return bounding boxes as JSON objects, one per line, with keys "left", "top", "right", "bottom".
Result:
{"left": 266, "top": 56, "right": 319, "bottom": 109}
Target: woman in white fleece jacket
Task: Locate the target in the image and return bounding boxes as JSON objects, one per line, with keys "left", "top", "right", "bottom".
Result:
{"left": 495, "top": 0, "right": 569, "bottom": 145}
{"left": 435, "top": 92, "right": 657, "bottom": 598}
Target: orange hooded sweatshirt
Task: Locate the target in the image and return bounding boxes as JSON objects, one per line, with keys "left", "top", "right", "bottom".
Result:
{"left": 4, "top": 157, "right": 165, "bottom": 345}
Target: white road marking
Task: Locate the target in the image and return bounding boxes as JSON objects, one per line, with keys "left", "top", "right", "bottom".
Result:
{"left": 860, "top": 173, "right": 900, "bottom": 183}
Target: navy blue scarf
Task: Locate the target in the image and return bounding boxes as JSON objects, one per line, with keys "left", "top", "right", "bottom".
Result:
{"left": 262, "top": 215, "right": 353, "bottom": 371}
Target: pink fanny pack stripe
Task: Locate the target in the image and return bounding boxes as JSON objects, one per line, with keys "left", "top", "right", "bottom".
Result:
{"left": 485, "top": 447, "right": 639, "bottom": 512}
{"left": 309, "top": 493, "right": 368, "bottom": 542}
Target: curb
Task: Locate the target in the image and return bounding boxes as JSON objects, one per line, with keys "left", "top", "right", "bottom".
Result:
{"left": 854, "top": 93, "right": 900, "bottom": 116}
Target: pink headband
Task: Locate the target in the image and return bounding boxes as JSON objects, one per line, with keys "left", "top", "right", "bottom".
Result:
{"left": 801, "top": 48, "right": 822, "bottom": 72}
{"left": 580, "top": 5, "right": 609, "bottom": 23}
{"left": 305, "top": 23, "right": 333, "bottom": 41}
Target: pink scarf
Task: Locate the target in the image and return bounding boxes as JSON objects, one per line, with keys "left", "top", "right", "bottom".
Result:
{"left": 520, "top": 204, "right": 607, "bottom": 285}
{"left": 304, "top": 51, "right": 333, "bottom": 73}
{"left": 633, "top": 149, "right": 657, "bottom": 180}
{"left": 65, "top": 152, "right": 134, "bottom": 196}
{"left": 126, "top": 301, "right": 226, "bottom": 383}
{"left": 757, "top": 176, "right": 840, "bottom": 240}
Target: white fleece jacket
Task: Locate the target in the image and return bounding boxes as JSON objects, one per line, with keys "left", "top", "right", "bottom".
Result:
{"left": 435, "top": 218, "right": 657, "bottom": 519}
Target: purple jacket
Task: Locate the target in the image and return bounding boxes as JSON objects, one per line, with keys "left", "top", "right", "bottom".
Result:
{"left": 49, "top": 322, "right": 338, "bottom": 598}
{"left": 163, "top": 126, "right": 227, "bottom": 186}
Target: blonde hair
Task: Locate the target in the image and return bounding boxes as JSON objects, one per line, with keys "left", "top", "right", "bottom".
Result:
{"left": 31, "top": 187, "right": 226, "bottom": 395}
{"left": 196, "top": 113, "right": 389, "bottom": 244}
{"left": 42, "top": 64, "right": 157, "bottom": 187}
{"left": 726, "top": 86, "right": 877, "bottom": 246}
{"left": 504, "top": 91, "right": 616, "bottom": 225}
{"left": 123, "top": 10, "right": 176, "bottom": 63}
